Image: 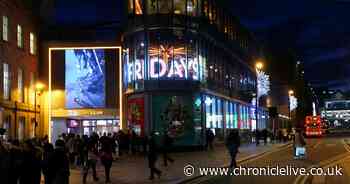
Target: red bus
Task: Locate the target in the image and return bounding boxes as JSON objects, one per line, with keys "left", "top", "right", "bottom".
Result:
{"left": 305, "top": 115, "right": 323, "bottom": 137}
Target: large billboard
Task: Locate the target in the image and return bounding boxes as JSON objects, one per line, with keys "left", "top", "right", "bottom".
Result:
{"left": 65, "top": 49, "right": 106, "bottom": 108}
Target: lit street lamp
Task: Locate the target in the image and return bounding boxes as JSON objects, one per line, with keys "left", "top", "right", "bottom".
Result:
{"left": 288, "top": 90, "right": 294, "bottom": 119}
{"left": 34, "top": 82, "right": 45, "bottom": 137}
{"left": 255, "top": 61, "right": 264, "bottom": 130}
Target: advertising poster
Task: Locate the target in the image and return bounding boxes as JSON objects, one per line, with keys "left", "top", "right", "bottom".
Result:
{"left": 65, "top": 49, "right": 106, "bottom": 108}
{"left": 127, "top": 97, "right": 145, "bottom": 136}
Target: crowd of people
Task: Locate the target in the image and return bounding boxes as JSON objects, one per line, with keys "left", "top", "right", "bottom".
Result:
{"left": 0, "top": 129, "right": 176, "bottom": 184}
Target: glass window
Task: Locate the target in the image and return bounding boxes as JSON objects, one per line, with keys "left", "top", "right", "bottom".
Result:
{"left": 3, "top": 63, "right": 10, "bottom": 100}
{"left": 30, "top": 72, "right": 35, "bottom": 105}
{"left": 30, "top": 32, "right": 36, "bottom": 55}
{"left": 2, "top": 16, "right": 8, "bottom": 41}
{"left": 18, "top": 68, "right": 24, "bottom": 103}
{"left": 174, "top": 0, "right": 186, "bottom": 14}
{"left": 128, "top": 0, "right": 134, "bottom": 14}
{"left": 147, "top": 0, "right": 157, "bottom": 14}
{"left": 135, "top": 0, "right": 143, "bottom": 15}
{"left": 17, "top": 25, "right": 23, "bottom": 48}
{"left": 187, "top": 0, "right": 198, "bottom": 16}
{"left": 158, "top": 0, "right": 172, "bottom": 14}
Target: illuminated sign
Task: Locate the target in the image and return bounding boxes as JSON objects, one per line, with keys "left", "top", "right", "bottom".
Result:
{"left": 126, "top": 45, "right": 203, "bottom": 83}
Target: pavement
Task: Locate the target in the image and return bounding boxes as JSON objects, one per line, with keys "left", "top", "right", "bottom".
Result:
{"left": 69, "top": 141, "right": 289, "bottom": 184}
{"left": 196, "top": 135, "right": 350, "bottom": 184}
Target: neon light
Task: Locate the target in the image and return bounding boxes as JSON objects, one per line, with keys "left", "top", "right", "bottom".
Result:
{"left": 134, "top": 60, "right": 143, "bottom": 80}
{"left": 150, "top": 58, "right": 166, "bottom": 78}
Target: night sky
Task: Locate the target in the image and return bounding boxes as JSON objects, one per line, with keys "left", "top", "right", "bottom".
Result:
{"left": 53, "top": 0, "right": 350, "bottom": 90}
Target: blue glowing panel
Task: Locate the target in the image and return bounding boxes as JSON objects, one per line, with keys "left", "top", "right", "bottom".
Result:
{"left": 65, "top": 49, "right": 105, "bottom": 108}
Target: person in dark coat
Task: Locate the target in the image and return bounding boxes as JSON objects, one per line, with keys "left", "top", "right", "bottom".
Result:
{"left": 49, "top": 140, "right": 70, "bottom": 184}
{"left": 148, "top": 132, "right": 162, "bottom": 180}
{"left": 226, "top": 130, "right": 241, "bottom": 168}
{"left": 162, "top": 131, "right": 174, "bottom": 166}
{"left": 100, "top": 133, "right": 114, "bottom": 183}
{"left": 19, "top": 140, "right": 42, "bottom": 184}
{"left": 255, "top": 129, "right": 260, "bottom": 146}
{"left": 0, "top": 140, "right": 11, "bottom": 184}
{"left": 206, "top": 129, "right": 215, "bottom": 150}
{"left": 42, "top": 138, "right": 54, "bottom": 184}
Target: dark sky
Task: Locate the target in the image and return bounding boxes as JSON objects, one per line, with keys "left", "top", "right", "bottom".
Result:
{"left": 53, "top": 0, "right": 350, "bottom": 90}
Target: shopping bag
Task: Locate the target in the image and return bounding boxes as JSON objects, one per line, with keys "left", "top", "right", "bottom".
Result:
{"left": 295, "top": 146, "right": 306, "bottom": 158}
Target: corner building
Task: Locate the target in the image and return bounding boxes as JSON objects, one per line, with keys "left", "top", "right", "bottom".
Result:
{"left": 123, "top": 0, "right": 268, "bottom": 148}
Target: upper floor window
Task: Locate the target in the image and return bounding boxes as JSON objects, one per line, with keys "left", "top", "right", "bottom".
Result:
{"left": 159, "top": 0, "right": 171, "bottom": 14}
{"left": 17, "top": 25, "right": 23, "bottom": 48}
{"left": 30, "top": 32, "right": 36, "bottom": 55}
{"left": 3, "top": 63, "right": 10, "bottom": 100}
{"left": 128, "top": 0, "right": 134, "bottom": 14}
{"left": 2, "top": 16, "right": 8, "bottom": 41}
{"left": 18, "top": 68, "right": 24, "bottom": 103}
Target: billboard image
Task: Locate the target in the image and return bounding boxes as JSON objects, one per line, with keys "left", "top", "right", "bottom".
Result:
{"left": 65, "top": 49, "right": 106, "bottom": 108}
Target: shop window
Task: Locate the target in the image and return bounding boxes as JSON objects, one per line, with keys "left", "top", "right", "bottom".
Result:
{"left": 187, "top": 0, "right": 198, "bottom": 16}
{"left": 135, "top": 0, "right": 143, "bottom": 14}
{"left": 18, "top": 117, "right": 25, "bottom": 140}
{"left": 158, "top": 0, "right": 172, "bottom": 14}
{"left": 147, "top": 0, "right": 157, "bottom": 14}
{"left": 174, "top": 0, "right": 186, "bottom": 14}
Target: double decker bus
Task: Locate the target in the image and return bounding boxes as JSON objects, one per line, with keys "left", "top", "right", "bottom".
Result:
{"left": 305, "top": 115, "right": 323, "bottom": 137}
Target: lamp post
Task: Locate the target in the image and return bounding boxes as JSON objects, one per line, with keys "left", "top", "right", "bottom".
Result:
{"left": 255, "top": 61, "right": 264, "bottom": 130}
{"left": 288, "top": 90, "right": 294, "bottom": 120}
{"left": 34, "top": 82, "right": 44, "bottom": 137}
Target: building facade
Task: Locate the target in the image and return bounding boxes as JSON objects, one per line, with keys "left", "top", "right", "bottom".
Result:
{"left": 0, "top": 0, "right": 39, "bottom": 140}
{"left": 123, "top": 0, "right": 268, "bottom": 147}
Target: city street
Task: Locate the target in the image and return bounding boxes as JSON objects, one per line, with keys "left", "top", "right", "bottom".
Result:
{"left": 190, "top": 135, "right": 350, "bottom": 184}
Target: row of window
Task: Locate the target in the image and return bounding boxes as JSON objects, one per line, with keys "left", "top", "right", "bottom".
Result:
{"left": 203, "top": 94, "right": 267, "bottom": 130}
{"left": 3, "top": 63, "right": 35, "bottom": 104}
{"left": 128, "top": 0, "right": 251, "bottom": 51}
{"left": 1, "top": 16, "right": 37, "bottom": 55}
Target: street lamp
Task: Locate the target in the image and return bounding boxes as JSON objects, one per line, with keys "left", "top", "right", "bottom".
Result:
{"left": 34, "top": 82, "right": 45, "bottom": 137}
{"left": 288, "top": 90, "right": 294, "bottom": 119}
{"left": 255, "top": 61, "right": 264, "bottom": 131}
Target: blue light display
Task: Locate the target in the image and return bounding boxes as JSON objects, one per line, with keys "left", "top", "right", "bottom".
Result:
{"left": 65, "top": 49, "right": 106, "bottom": 108}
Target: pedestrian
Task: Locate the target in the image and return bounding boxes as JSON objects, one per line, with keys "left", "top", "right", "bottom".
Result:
{"left": 205, "top": 129, "right": 215, "bottom": 150}
{"left": 293, "top": 129, "right": 306, "bottom": 159}
{"left": 74, "top": 134, "right": 83, "bottom": 166}
{"left": 255, "top": 129, "right": 260, "bottom": 146}
{"left": 226, "top": 129, "right": 241, "bottom": 168}
{"left": 66, "top": 133, "right": 76, "bottom": 167}
{"left": 42, "top": 137, "right": 54, "bottom": 184}
{"left": 0, "top": 138, "right": 11, "bottom": 184}
{"left": 131, "top": 130, "right": 138, "bottom": 155}
{"left": 49, "top": 139, "right": 70, "bottom": 184}
{"left": 19, "top": 140, "right": 42, "bottom": 184}
{"left": 162, "top": 131, "right": 174, "bottom": 166}
{"left": 148, "top": 132, "right": 162, "bottom": 180}
{"left": 83, "top": 139, "right": 99, "bottom": 184}
{"left": 262, "top": 129, "right": 268, "bottom": 145}
{"left": 100, "top": 133, "right": 114, "bottom": 183}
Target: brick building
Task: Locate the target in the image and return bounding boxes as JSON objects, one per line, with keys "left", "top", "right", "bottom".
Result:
{"left": 0, "top": 0, "right": 40, "bottom": 140}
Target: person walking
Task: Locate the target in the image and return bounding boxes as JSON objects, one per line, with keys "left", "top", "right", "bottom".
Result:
{"left": 226, "top": 130, "right": 241, "bottom": 168}
{"left": 162, "top": 131, "right": 174, "bottom": 166}
{"left": 83, "top": 139, "right": 99, "bottom": 184}
{"left": 100, "top": 133, "right": 114, "bottom": 183}
{"left": 255, "top": 129, "right": 260, "bottom": 146}
{"left": 293, "top": 129, "right": 306, "bottom": 159}
{"left": 19, "top": 140, "right": 42, "bottom": 184}
{"left": 148, "top": 132, "right": 162, "bottom": 180}
{"left": 205, "top": 129, "right": 215, "bottom": 150}
{"left": 42, "top": 138, "right": 54, "bottom": 184}
{"left": 49, "top": 139, "right": 70, "bottom": 184}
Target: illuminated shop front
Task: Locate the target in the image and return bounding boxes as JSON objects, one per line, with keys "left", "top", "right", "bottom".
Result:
{"left": 48, "top": 46, "right": 122, "bottom": 143}
{"left": 124, "top": 0, "right": 267, "bottom": 147}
